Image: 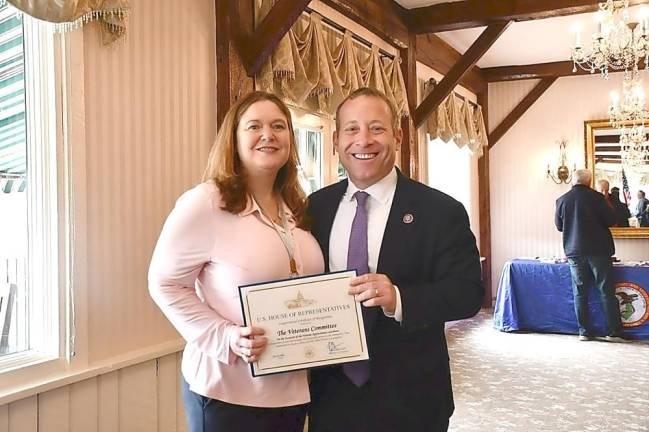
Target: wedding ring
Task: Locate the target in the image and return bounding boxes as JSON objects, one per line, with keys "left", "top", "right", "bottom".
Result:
{"left": 375, "top": 288, "right": 379, "bottom": 296}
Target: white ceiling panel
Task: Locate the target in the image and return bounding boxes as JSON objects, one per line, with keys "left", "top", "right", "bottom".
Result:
{"left": 437, "top": 14, "right": 588, "bottom": 68}
{"left": 394, "top": 2, "right": 649, "bottom": 68}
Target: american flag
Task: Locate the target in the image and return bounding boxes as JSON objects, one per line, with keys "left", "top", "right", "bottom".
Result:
{"left": 622, "top": 168, "right": 632, "bottom": 205}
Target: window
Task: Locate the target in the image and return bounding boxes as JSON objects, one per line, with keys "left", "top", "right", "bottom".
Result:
{"left": 336, "top": 160, "right": 347, "bottom": 182}
{"left": 294, "top": 126, "right": 323, "bottom": 195}
{"left": 426, "top": 137, "right": 474, "bottom": 216}
{"left": 290, "top": 107, "right": 341, "bottom": 192}
{"left": 0, "top": 5, "right": 61, "bottom": 369}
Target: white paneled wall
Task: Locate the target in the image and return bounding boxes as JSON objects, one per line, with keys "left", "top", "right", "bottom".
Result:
{"left": 81, "top": 0, "right": 215, "bottom": 361}
{"left": 489, "top": 74, "right": 649, "bottom": 298}
{"left": 2, "top": 0, "right": 214, "bottom": 428}
{"left": 0, "top": 352, "right": 185, "bottom": 432}
{"left": 489, "top": 79, "right": 539, "bottom": 132}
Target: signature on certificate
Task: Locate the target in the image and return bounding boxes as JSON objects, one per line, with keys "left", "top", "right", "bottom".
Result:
{"left": 327, "top": 341, "right": 346, "bottom": 353}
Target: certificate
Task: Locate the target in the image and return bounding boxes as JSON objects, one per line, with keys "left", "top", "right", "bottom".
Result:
{"left": 239, "top": 270, "right": 368, "bottom": 377}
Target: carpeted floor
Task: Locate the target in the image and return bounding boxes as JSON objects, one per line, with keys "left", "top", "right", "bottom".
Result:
{"left": 447, "top": 311, "right": 649, "bottom": 432}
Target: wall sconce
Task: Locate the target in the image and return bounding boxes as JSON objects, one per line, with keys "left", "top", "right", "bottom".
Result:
{"left": 547, "top": 139, "right": 576, "bottom": 184}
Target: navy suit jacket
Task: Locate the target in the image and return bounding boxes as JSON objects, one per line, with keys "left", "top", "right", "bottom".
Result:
{"left": 307, "top": 170, "right": 483, "bottom": 423}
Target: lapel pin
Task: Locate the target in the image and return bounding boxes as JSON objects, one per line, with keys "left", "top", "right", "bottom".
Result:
{"left": 403, "top": 213, "right": 414, "bottom": 224}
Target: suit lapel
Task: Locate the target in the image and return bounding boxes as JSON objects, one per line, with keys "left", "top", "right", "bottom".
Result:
{"left": 377, "top": 172, "right": 419, "bottom": 277}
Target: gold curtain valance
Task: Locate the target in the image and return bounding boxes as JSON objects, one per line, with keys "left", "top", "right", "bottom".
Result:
{"left": 422, "top": 78, "right": 488, "bottom": 157}
{"left": 2, "top": 0, "right": 129, "bottom": 44}
{"left": 256, "top": 0, "right": 409, "bottom": 118}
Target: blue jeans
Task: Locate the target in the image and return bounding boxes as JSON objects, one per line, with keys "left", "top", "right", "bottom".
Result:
{"left": 567, "top": 255, "right": 622, "bottom": 337}
{"left": 181, "top": 377, "right": 306, "bottom": 432}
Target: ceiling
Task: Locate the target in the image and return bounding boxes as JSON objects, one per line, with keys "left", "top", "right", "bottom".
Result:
{"left": 394, "top": 1, "right": 649, "bottom": 68}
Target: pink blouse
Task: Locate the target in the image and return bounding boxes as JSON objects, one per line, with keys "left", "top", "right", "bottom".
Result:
{"left": 148, "top": 182, "right": 324, "bottom": 407}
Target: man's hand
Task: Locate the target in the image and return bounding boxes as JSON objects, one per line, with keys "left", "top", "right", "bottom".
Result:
{"left": 229, "top": 326, "right": 267, "bottom": 363}
{"left": 349, "top": 273, "right": 397, "bottom": 315}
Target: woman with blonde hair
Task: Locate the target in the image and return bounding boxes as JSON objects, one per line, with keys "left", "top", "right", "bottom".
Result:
{"left": 148, "top": 91, "right": 324, "bottom": 431}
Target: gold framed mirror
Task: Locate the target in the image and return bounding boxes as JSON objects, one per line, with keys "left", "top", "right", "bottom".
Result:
{"left": 585, "top": 119, "right": 649, "bottom": 239}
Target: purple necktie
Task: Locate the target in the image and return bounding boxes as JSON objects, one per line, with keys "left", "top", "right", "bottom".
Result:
{"left": 343, "top": 191, "right": 372, "bottom": 387}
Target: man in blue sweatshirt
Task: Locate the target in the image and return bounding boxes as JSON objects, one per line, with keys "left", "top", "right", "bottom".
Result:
{"left": 555, "top": 169, "right": 623, "bottom": 342}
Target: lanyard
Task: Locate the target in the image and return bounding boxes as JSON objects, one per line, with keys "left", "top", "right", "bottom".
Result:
{"left": 254, "top": 197, "right": 299, "bottom": 277}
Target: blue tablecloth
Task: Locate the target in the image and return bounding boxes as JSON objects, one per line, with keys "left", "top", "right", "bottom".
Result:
{"left": 494, "top": 259, "right": 649, "bottom": 340}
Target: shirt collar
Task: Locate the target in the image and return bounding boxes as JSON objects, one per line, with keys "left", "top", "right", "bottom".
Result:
{"left": 240, "top": 195, "right": 258, "bottom": 217}
{"left": 344, "top": 167, "right": 397, "bottom": 204}
{"left": 240, "top": 194, "right": 295, "bottom": 228}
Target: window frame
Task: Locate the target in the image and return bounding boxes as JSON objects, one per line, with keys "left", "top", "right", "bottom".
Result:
{"left": 289, "top": 106, "right": 340, "bottom": 188}
{"left": 0, "top": 10, "right": 81, "bottom": 391}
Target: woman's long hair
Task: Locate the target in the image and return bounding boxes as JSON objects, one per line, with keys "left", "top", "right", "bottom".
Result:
{"left": 202, "top": 91, "right": 308, "bottom": 227}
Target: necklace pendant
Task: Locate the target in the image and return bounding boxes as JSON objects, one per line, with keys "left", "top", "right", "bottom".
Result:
{"left": 289, "top": 258, "right": 299, "bottom": 278}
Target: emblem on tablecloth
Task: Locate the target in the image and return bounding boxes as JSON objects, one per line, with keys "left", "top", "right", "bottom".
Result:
{"left": 614, "top": 282, "right": 649, "bottom": 327}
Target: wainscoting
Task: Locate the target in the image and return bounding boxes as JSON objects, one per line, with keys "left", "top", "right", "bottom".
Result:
{"left": 0, "top": 352, "right": 186, "bottom": 432}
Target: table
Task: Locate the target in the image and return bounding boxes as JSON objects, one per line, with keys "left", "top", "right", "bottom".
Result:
{"left": 494, "top": 259, "right": 649, "bottom": 340}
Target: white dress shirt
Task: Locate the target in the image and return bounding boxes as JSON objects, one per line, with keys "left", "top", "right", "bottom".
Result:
{"left": 329, "top": 167, "right": 403, "bottom": 321}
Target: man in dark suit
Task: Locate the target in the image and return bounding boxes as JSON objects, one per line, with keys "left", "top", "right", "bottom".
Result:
{"left": 554, "top": 169, "right": 623, "bottom": 342}
{"left": 307, "top": 87, "right": 483, "bottom": 432}
{"left": 609, "top": 187, "right": 630, "bottom": 227}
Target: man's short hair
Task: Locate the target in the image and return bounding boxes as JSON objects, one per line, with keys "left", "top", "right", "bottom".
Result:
{"left": 573, "top": 169, "right": 591, "bottom": 186}
{"left": 335, "top": 87, "right": 400, "bottom": 132}
{"left": 640, "top": 190, "right": 645, "bottom": 197}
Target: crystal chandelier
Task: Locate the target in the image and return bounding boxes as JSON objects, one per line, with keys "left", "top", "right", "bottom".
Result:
{"left": 608, "top": 69, "right": 649, "bottom": 128}
{"left": 620, "top": 125, "right": 649, "bottom": 167}
{"left": 609, "top": 69, "right": 649, "bottom": 168}
{"left": 571, "top": 0, "right": 649, "bottom": 78}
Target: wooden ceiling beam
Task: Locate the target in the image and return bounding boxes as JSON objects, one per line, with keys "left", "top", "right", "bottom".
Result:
{"left": 229, "top": 0, "right": 310, "bottom": 77}
{"left": 488, "top": 77, "right": 558, "bottom": 148}
{"left": 414, "top": 22, "right": 511, "bottom": 129}
{"left": 404, "top": 0, "right": 648, "bottom": 34}
{"left": 416, "top": 33, "right": 486, "bottom": 94}
{"left": 482, "top": 61, "right": 584, "bottom": 82}
{"left": 597, "top": 135, "right": 622, "bottom": 143}
{"left": 319, "top": 0, "right": 410, "bottom": 48}
{"left": 482, "top": 59, "right": 649, "bottom": 82}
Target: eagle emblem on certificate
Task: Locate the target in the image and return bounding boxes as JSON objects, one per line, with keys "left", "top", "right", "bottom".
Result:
{"left": 284, "top": 291, "right": 316, "bottom": 309}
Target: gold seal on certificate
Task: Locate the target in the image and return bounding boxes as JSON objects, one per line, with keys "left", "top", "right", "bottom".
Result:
{"left": 239, "top": 270, "right": 368, "bottom": 377}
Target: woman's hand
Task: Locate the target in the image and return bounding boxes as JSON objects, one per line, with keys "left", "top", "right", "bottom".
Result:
{"left": 229, "top": 326, "right": 267, "bottom": 363}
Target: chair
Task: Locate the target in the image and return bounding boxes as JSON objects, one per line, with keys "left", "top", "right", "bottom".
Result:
{"left": 0, "top": 283, "right": 16, "bottom": 354}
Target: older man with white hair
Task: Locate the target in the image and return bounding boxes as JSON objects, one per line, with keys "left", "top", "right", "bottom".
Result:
{"left": 555, "top": 169, "right": 624, "bottom": 342}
